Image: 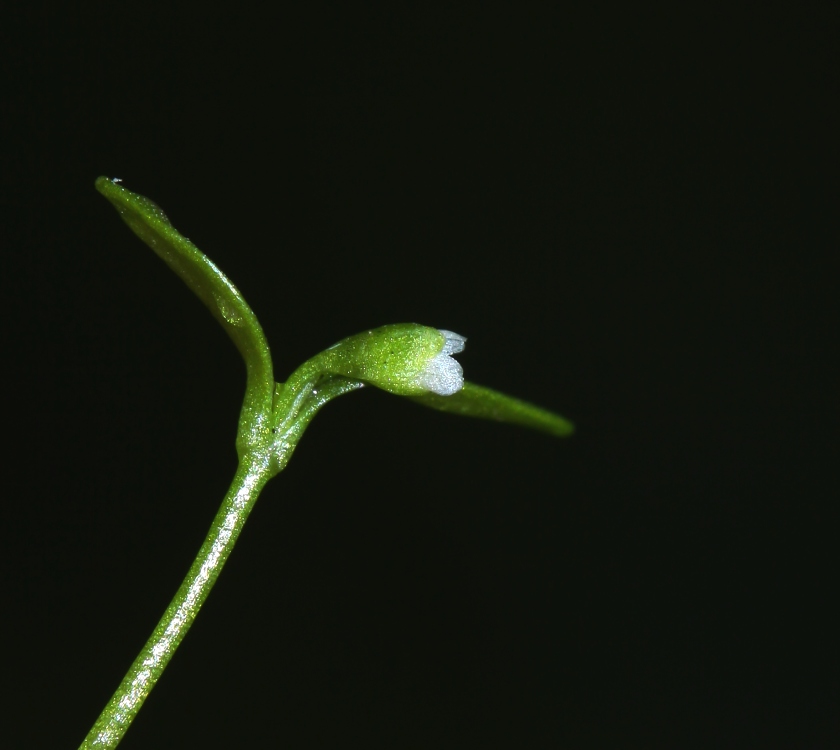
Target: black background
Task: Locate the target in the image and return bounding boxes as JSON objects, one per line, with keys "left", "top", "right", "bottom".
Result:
{"left": 3, "top": 5, "right": 838, "bottom": 748}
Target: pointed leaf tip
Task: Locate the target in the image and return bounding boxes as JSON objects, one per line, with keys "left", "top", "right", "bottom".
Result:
{"left": 95, "top": 176, "right": 275, "bottom": 419}
{"left": 410, "top": 382, "right": 575, "bottom": 437}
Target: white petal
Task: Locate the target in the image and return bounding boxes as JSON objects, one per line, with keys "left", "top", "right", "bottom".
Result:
{"left": 417, "top": 353, "right": 464, "bottom": 395}
{"left": 438, "top": 329, "right": 466, "bottom": 356}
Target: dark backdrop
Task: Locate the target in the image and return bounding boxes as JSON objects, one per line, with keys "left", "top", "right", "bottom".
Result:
{"left": 3, "top": 5, "right": 837, "bottom": 748}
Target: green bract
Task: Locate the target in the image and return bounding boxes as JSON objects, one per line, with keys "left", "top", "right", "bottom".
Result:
{"left": 80, "top": 177, "right": 575, "bottom": 749}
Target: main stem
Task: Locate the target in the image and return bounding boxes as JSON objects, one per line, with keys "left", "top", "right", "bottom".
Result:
{"left": 78, "top": 452, "right": 273, "bottom": 750}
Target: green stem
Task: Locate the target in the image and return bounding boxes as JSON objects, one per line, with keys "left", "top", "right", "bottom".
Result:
{"left": 77, "top": 371, "right": 362, "bottom": 749}
{"left": 78, "top": 454, "right": 273, "bottom": 750}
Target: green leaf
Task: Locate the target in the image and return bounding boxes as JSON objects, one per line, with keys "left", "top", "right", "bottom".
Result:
{"left": 410, "top": 381, "right": 575, "bottom": 437}
{"left": 95, "top": 177, "right": 275, "bottom": 427}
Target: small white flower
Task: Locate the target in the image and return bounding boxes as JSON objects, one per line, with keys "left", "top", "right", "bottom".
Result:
{"left": 415, "top": 329, "right": 466, "bottom": 396}
{"left": 314, "top": 324, "right": 467, "bottom": 397}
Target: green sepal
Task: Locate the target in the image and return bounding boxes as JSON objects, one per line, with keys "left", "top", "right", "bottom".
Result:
{"left": 95, "top": 177, "right": 275, "bottom": 445}
{"left": 410, "top": 381, "right": 575, "bottom": 437}
{"left": 310, "top": 324, "right": 446, "bottom": 396}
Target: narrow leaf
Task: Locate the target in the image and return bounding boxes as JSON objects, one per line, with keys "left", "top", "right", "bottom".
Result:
{"left": 95, "top": 177, "right": 274, "bottom": 415}
{"left": 410, "top": 381, "right": 575, "bottom": 437}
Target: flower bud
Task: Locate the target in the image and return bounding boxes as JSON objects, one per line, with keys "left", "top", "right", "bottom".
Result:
{"left": 316, "top": 324, "right": 466, "bottom": 397}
